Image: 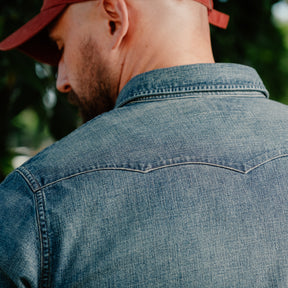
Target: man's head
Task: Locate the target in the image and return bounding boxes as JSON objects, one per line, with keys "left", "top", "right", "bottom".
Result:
{"left": 0, "top": 0, "right": 229, "bottom": 121}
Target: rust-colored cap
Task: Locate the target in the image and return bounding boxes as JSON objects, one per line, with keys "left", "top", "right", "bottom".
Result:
{"left": 0, "top": 0, "right": 229, "bottom": 65}
{"left": 0, "top": 0, "right": 92, "bottom": 65}
{"left": 197, "top": 0, "right": 229, "bottom": 29}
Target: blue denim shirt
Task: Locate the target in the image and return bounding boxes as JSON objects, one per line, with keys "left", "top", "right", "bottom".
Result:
{"left": 2, "top": 63, "right": 288, "bottom": 287}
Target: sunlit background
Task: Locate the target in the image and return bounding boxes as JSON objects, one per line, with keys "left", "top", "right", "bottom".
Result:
{"left": 1, "top": 0, "right": 288, "bottom": 180}
{"left": 273, "top": 0, "right": 288, "bottom": 22}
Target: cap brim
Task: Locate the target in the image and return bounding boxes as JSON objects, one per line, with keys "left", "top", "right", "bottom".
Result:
{"left": 0, "top": 5, "right": 67, "bottom": 65}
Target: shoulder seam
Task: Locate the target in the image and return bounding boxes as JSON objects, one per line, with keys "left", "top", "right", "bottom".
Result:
{"left": 16, "top": 168, "right": 51, "bottom": 287}
{"left": 16, "top": 166, "right": 41, "bottom": 193}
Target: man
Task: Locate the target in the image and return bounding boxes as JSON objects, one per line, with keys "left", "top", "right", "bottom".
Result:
{"left": 1, "top": 0, "right": 288, "bottom": 287}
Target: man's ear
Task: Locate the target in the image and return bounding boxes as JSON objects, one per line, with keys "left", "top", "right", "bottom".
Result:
{"left": 102, "top": 0, "right": 129, "bottom": 49}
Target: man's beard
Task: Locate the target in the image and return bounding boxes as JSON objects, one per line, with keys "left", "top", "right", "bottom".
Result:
{"left": 68, "top": 84, "right": 115, "bottom": 123}
{"left": 68, "top": 38, "right": 116, "bottom": 123}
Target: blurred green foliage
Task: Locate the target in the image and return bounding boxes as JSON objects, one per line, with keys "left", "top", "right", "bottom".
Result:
{"left": 213, "top": 0, "right": 288, "bottom": 104}
{"left": 1, "top": 0, "right": 288, "bottom": 180}
{"left": 0, "top": 0, "right": 79, "bottom": 179}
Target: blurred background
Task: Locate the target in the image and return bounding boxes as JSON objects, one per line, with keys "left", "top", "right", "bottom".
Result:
{"left": 1, "top": 0, "right": 288, "bottom": 180}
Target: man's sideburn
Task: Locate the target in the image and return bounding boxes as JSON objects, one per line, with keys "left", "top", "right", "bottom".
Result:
{"left": 68, "top": 37, "right": 116, "bottom": 123}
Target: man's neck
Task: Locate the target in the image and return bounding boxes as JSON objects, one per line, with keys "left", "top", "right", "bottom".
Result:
{"left": 117, "top": 0, "right": 214, "bottom": 92}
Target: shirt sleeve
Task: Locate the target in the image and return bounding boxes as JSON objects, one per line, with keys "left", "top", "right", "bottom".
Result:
{"left": 0, "top": 170, "right": 41, "bottom": 288}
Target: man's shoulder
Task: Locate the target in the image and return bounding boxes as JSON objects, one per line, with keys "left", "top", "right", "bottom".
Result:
{"left": 15, "top": 109, "right": 130, "bottom": 191}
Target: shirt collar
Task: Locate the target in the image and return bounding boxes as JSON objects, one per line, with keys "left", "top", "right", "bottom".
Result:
{"left": 115, "top": 63, "right": 269, "bottom": 108}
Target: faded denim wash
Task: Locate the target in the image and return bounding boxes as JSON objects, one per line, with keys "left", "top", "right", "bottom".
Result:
{"left": 1, "top": 64, "right": 288, "bottom": 287}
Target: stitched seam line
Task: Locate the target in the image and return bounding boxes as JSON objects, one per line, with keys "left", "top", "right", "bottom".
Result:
{"left": 117, "top": 87, "right": 267, "bottom": 107}
{"left": 17, "top": 169, "right": 50, "bottom": 288}
{"left": 245, "top": 154, "right": 288, "bottom": 173}
{"left": 127, "top": 93, "right": 264, "bottom": 105}
{"left": 35, "top": 190, "right": 50, "bottom": 288}
{"left": 28, "top": 154, "right": 288, "bottom": 192}
{"left": 17, "top": 167, "right": 41, "bottom": 192}
{"left": 132, "top": 85, "right": 265, "bottom": 96}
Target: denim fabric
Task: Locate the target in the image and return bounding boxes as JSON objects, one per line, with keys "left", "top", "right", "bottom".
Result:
{"left": 2, "top": 63, "right": 288, "bottom": 287}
